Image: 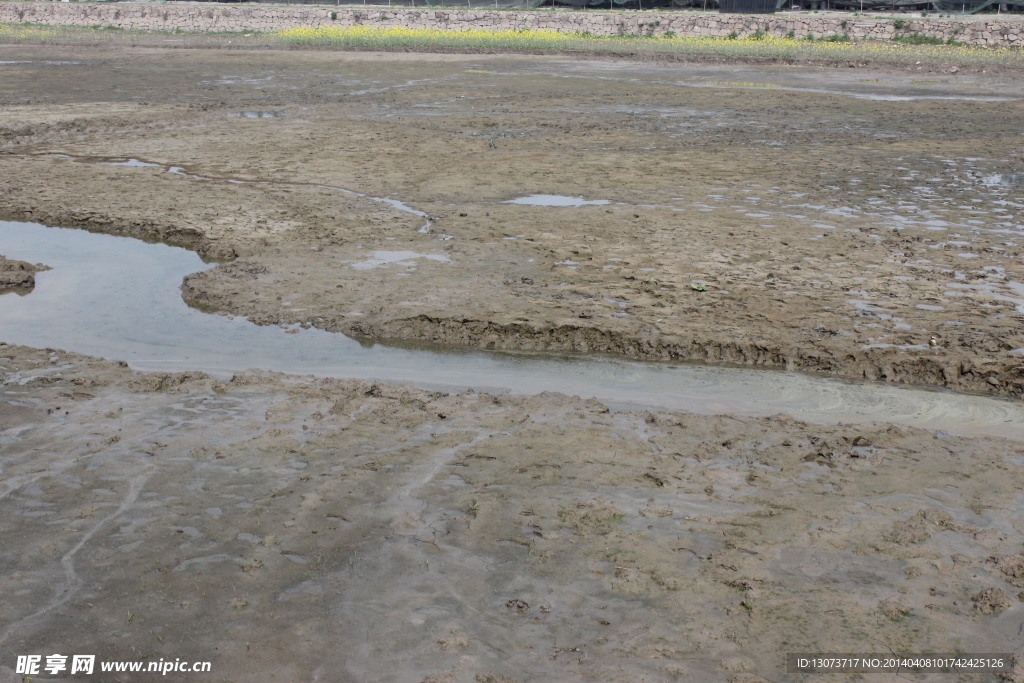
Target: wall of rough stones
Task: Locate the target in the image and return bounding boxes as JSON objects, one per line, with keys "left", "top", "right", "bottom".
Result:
{"left": 1, "top": 2, "right": 1022, "bottom": 47}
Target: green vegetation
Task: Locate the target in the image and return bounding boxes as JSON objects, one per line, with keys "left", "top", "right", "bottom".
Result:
{"left": 893, "top": 31, "right": 964, "bottom": 46}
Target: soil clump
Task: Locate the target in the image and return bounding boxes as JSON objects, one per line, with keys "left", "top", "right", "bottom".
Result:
{"left": 0, "top": 253, "right": 46, "bottom": 291}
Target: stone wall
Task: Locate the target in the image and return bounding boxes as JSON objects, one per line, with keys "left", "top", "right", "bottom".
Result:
{"left": 1, "top": 1, "right": 1022, "bottom": 47}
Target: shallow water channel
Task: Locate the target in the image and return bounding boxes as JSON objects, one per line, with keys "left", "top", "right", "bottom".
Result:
{"left": 2, "top": 220, "right": 1023, "bottom": 439}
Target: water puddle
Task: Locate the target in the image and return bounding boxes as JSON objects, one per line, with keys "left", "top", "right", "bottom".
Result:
{"left": 983, "top": 172, "right": 1024, "bottom": 188}
{"left": 108, "top": 158, "right": 163, "bottom": 168}
{"left": 702, "top": 81, "right": 781, "bottom": 89}
{"left": 686, "top": 79, "right": 1016, "bottom": 102}
{"left": 504, "top": 194, "right": 611, "bottom": 207}
{"left": 2, "top": 220, "right": 1024, "bottom": 440}
{"left": 348, "top": 76, "right": 454, "bottom": 97}
{"left": 839, "top": 94, "right": 1016, "bottom": 102}
{"left": 228, "top": 111, "right": 283, "bottom": 119}
{"left": 0, "top": 60, "right": 81, "bottom": 66}
{"left": 350, "top": 250, "right": 450, "bottom": 270}
{"left": 669, "top": 157, "right": 1023, "bottom": 258}
{"left": 948, "top": 280, "right": 1024, "bottom": 314}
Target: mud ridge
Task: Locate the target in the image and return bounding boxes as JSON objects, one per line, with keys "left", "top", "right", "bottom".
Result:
{"left": 173, "top": 257, "right": 1024, "bottom": 399}
{"left": 353, "top": 314, "right": 1024, "bottom": 399}
{"left": 0, "top": 115, "right": 178, "bottom": 146}
{"left": 0, "top": 204, "right": 236, "bottom": 261}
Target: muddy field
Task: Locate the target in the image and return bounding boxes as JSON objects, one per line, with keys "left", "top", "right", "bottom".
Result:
{"left": 3, "top": 343, "right": 1024, "bottom": 682}
{"left": 2, "top": 42, "right": 1024, "bottom": 681}
{"left": 2, "top": 46, "right": 1024, "bottom": 394}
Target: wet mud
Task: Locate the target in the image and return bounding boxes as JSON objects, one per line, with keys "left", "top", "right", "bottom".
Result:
{"left": 0, "top": 254, "right": 46, "bottom": 293}
{"left": 3, "top": 343, "right": 1024, "bottom": 682}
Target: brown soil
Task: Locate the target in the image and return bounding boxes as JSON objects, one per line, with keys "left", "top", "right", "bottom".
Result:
{"left": 2, "top": 42, "right": 1024, "bottom": 681}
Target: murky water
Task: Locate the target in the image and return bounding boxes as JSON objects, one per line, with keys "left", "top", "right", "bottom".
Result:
{"left": 350, "top": 250, "right": 451, "bottom": 270}
{"left": 504, "top": 194, "right": 611, "bottom": 207}
{"left": 228, "top": 111, "right": 282, "bottom": 118}
{"left": 107, "top": 158, "right": 163, "bottom": 168}
{"left": 3, "top": 220, "right": 1024, "bottom": 439}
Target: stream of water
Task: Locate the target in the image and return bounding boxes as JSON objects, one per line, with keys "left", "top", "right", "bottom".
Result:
{"left": 2, "top": 220, "right": 1023, "bottom": 439}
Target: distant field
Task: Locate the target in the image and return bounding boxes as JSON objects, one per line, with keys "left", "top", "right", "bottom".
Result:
{"left": 1, "top": 20, "right": 1023, "bottom": 71}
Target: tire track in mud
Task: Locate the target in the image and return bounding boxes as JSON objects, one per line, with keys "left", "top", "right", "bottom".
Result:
{"left": 0, "top": 465, "right": 153, "bottom": 648}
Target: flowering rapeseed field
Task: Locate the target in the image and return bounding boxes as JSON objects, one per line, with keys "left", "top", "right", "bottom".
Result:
{"left": 278, "top": 24, "right": 570, "bottom": 49}
{"left": 0, "top": 19, "right": 1020, "bottom": 69}
{"left": 0, "top": 24, "right": 62, "bottom": 41}
{"left": 273, "top": 24, "right": 1023, "bottom": 67}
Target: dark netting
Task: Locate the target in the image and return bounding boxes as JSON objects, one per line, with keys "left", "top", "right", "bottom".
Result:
{"left": 719, "top": 0, "right": 778, "bottom": 11}
{"left": 821, "top": 0, "right": 927, "bottom": 8}
{"left": 930, "top": 0, "right": 996, "bottom": 11}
